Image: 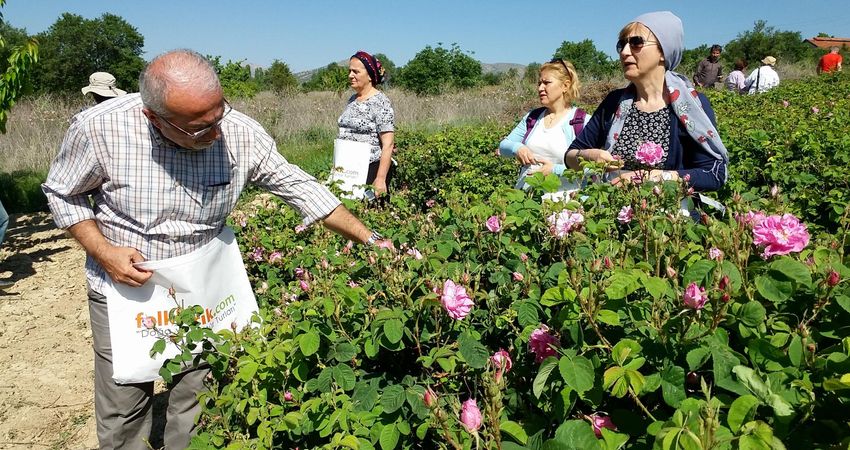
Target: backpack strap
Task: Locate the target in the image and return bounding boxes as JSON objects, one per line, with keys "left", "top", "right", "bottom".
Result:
{"left": 569, "top": 108, "right": 586, "bottom": 137}
{"left": 521, "top": 107, "right": 548, "bottom": 144}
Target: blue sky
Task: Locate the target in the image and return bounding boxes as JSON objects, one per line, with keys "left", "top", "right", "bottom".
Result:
{"left": 3, "top": 0, "right": 848, "bottom": 72}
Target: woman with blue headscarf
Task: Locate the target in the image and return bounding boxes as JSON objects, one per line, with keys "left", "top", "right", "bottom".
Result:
{"left": 565, "top": 11, "right": 728, "bottom": 193}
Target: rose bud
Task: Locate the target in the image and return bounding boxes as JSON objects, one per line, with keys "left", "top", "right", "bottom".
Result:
{"left": 827, "top": 270, "right": 840, "bottom": 287}
{"left": 719, "top": 275, "right": 731, "bottom": 291}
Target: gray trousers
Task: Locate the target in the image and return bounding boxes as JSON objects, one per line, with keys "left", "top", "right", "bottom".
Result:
{"left": 89, "top": 286, "right": 209, "bottom": 449}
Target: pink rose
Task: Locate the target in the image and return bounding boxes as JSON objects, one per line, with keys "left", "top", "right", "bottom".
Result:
{"left": 268, "top": 251, "right": 282, "bottom": 263}
{"left": 406, "top": 248, "right": 423, "bottom": 260}
{"left": 683, "top": 282, "right": 708, "bottom": 309}
{"left": 250, "top": 247, "right": 264, "bottom": 262}
{"left": 529, "top": 324, "right": 559, "bottom": 362}
{"left": 284, "top": 391, "right": 293, "bottom": 401}
{"left": 547, "top": 210, "right": 585, "bottom": 238}
{"left": 521, "top": 253, "right": 529, "bottom": 262}
{"left": 377, "top": 239, "right": 396, "bottom": 251}
{"left": 512, "top": 271, "right": 524, "bottom": 282}
{"left": 708, "top": 247, "right": 723, "bottom": 260}
{"left": 142, "top": 316, "right": 156, "bottom": 329}
{"left": 294, "top": 224, "right": 307, "bottom": 233}
{"left": 736, "top": 210, "right": 767, "bottom": 228}
{"left": 295, "top": 267, "right": 307, "bottom": 279}
{"left": 635, "top": 141, "right": 664, "bottom": 166}
{"left": 491, "top": 349, "right": 513, "bottom": 383}
{"left": 617, "top": 205, "right": 633, "bottom": 224}
{"left": 460, "top": 399, "right": 482, "bottom": 432}
{"left": 782, "top": 100, "right": 789, "bottom": 108}
{"left": 812, "top": 106, "right": 820, "bottom": 114}
{"left": 299, "top": 280, "right": 310, "bottom": 292}
{"left": 441, "top": 279, "right": 474, "bottom": 320}
{"left": 486, "top": 215, "right": 502, "bottom": 233}
{"left": 752, "top": 213, "right": 810, "bottom": 258}
{"left": 589, "top": 414, "right": 617, "bottom": 438}
{"left": 425, "top": 199, "right": 436, "bottom": 208}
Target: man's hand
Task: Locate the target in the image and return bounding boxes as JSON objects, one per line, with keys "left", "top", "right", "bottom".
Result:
{"left": 528, "top": 160, "right": 554, "bottom": 176}
{"left": 94, "top": 244, "right": 153, "bottom": 287}
{"left": 373, "top": 177, "right": 388, "bottom": 196}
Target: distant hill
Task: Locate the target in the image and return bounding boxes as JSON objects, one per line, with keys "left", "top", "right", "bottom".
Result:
{"left": 294, "top": 61, "right": 527, "bottom": 83}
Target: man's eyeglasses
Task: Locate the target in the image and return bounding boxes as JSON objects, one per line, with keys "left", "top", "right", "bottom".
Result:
{"left": 158, "top": 99, "right": 233, "bottom": 140}
{"left": 616, "top": 36, "right": 658, "bottom": 53}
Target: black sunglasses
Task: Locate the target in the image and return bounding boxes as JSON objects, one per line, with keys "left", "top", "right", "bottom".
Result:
{"left": 616, "top": 36, "right": 659, "bottom": 53}
{"left": 549, "top": 58, "right": 570, "bottom": 71}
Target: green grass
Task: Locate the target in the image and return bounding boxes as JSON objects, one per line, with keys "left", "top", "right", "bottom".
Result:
{"left": 0, "top": 170, "right": 48, "bottom": 213}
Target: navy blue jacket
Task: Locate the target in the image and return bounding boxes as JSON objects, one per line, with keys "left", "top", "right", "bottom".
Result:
{"left": 568, "top": 88, "right": 726, "bottom": 192}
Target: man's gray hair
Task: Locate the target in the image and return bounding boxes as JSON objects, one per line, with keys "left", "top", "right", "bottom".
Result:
{"left": 139, "top": 49, "right": 221, "bottom": 117}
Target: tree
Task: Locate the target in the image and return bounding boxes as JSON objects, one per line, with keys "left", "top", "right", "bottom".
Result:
{"left": 394, "top": 44, "right": 481, "bottom": 95}
{"left": 724, "top": 20, "right": 813, "bottom": 67}
{"left": 32, "top": 12, "right": 144, "bottom": 94}
{"left": 263, "top": 59, "right": 297, "bottom": 93}
{"left": 208, "top": 56, "right": 257, "bottom": 98}
{"left": 523, "top": 62, "right": 541, "bottom": 84}
{"left": 680, "top": 44, "right": 710, "bottom": 77}
{"left": 0, "top": 0, "right": 38, "bottom": 133}
{"left": 302, "top": 62, "right": 348, "bottom": 94}
{"left": 372, "top": 53, "right": 396, "bottom": 86}
{"left": 552, "top": 39, "right": 618, "bottom": 79}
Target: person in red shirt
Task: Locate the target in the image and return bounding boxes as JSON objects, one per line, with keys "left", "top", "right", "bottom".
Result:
{"left": 818, "top": 47, "right": 843, "bottom": 74}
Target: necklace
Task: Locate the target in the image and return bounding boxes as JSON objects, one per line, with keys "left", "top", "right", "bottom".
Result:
{"left": 544, "top": 110, "right": 566, "bottom": 127}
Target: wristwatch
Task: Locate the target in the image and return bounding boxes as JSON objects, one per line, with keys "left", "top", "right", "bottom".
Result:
{"left": 660, "top": 171, "right": 674, "bottom": 181}
{"left": 365, "top": 230, "right": 383, "bottom": 245}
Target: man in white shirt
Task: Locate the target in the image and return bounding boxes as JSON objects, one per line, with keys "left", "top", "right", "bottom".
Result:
{"left": 745, "top": 56, "right": 780, "bottom": 94}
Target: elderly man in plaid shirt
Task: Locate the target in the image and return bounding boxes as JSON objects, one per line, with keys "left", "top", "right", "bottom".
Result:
{"left": 43, "top": 49, "right": 383, "bottom": 450}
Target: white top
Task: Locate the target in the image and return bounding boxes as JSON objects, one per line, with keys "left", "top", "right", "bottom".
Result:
{"left": 745, "top": 66, "right": 780, "bottom": 94}
{"left": 524, "top": 111, "right": 571, "bottom": 164}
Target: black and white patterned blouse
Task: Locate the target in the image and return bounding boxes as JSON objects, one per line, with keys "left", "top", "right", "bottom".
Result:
{"left": 337, "top": 91, "right": 395, "bottom": 163}
{"left": 610, "top": 103, "right": 671, "bottom": 170}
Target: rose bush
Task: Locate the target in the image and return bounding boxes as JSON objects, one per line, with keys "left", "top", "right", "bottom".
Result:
{"left": 152, "top": 74, "right": 850, "bottom": 450}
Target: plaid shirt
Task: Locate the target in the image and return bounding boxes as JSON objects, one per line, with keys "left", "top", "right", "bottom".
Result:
{"left": 43, "top": 94, "right": 341, "bottom": 293}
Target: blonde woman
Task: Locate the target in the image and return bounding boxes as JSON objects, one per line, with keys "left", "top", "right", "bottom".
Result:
{"left": 499, "top": 59, "right": 588, "bottom": 197}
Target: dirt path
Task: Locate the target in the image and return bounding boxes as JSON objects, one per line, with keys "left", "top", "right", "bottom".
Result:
{"left": 0, "top": 213, "right": 97, "bottom": 449}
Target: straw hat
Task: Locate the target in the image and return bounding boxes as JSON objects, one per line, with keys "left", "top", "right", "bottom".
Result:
{"left": 761, "top": 56, "right": 777, "bottom": 66}
{"left": 81, "top": 72, "right": 127, "bottom": 97}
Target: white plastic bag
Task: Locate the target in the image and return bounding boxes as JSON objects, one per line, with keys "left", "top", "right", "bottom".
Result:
{"left": 103, "top": 227, "right": 258, "bottom": 384}
{"left": 329, "top": 139, "right": 371, "bottom": 199}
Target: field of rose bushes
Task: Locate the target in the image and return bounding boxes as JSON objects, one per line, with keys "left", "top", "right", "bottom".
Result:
{"left": 158, "top": 73, "right": 850, "bottom": 450}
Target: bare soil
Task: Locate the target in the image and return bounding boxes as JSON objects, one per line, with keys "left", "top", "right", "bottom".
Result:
{"left": 0, "top": 213, "right": 168, "bottom": 450}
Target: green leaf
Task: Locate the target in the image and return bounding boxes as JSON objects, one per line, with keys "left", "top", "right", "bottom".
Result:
{"left": 769, "top": 257, "right": 812, "bottom": 287}
{"left": 300, "top": 330, "right": 321, "bottom": 356}
{"left": 660, "top": 365, "right": 686, "bottom": 408}
{"left": 379, "top": 423, "right": 399, "bottom": 450}
{"left": 600, "top": 428, "right": 629, "bottom": 450}
{"left": 541, "top": 286, "right": 577, "bottom": 306}
{"left": 334, "top": 342, "right": 358, "bottom": 362}
{"left": 727, "top": 395, "right": 760, "bottom": 433}
{"left": 383, "top": 319, "right": 404, "bottom": 344}
{"left": 755, "top": 275, "right": 793, "bottom": 303}
{"left": 642, "top": 276, "right": 669, "bottom": 299}
{"left": 501, "top": 420, "right": 529, "bottom": 444}
{"left": 533, "top": 357, "right": 559, "bottom": 398}
{"left": 516, "top": 301, "right": 540, "bottom": 328}
{"left": 150, "top": 339, "right": 166, "bottom": 356}
{"left": 686, "top": 347, "right": 711, "bottom": 371}
{"left": 739, "top": 301, "right": 766, "bottom": 327}
{"left": 596, "top": 309, "right": 621, "bottom": 326}
{"left": 788, "top": 334, "right": 803, "bottom": 367}
{"left": 612, "top": 339, "right": 642, "bottom": 365}
{"left": 458, "top": 332, "right": 490, "bottom": 369}
{"left": 380, "top": 385, "right": 406, "bottom": 414}
{"left": 684, "top": 260, "right": 715, "bottom": 286}
{"left": 732, "top": 366, "right": 770, "bottom": 400}
{"left": 720, "top": 261, "right": 743, "bottom": 291}
{"left": 238, "top": 361, "right": 259, "bottom": 382}
{"left": 553, "top": 420, "right": 600, "bottom": 449}
{"left": 558, "top": 354, "right": 595, "bottom": 393}
{"left": 604, "top": 272, "right": 639, "bottom": 300}
{"left": 334, "top": 364, "right": 357, "bottom": 391}
{"left": 339, "top": 434, "right": 360, "bottom": 449}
